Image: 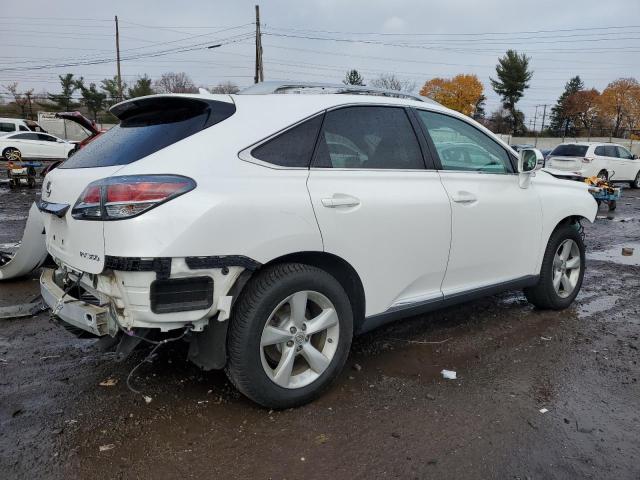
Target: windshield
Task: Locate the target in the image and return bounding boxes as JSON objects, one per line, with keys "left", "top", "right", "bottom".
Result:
{"left": 61, "top": 98, "right": 235, "bottom": 169}
{"left": 550, "top": 145, "right": 589, "bottom": 157}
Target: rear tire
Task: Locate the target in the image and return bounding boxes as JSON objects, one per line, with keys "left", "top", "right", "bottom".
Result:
{"left": 524, "top": 223, "right": 585, "bottom": 310}
{"left": 3, "top": 148, "right": 21, "bottom": 161}
{"left": 226, "top": 263, "right": 353, "bottom": 409}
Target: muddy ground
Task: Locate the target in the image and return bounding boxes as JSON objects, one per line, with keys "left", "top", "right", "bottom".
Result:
{"left": 0, "top": 180, "right": 638, "bottom": 480}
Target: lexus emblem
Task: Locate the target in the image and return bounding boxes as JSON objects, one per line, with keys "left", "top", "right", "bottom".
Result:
{"left": 45, "top": 181, "right": 52, "bottom": 198}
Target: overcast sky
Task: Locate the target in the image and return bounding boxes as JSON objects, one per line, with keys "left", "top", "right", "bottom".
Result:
{"left": 1, "top": 0, "right": 640, "bottom": 127}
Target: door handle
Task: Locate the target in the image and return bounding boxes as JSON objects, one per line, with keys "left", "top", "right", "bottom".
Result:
{"left": 451, "top": 191, "right": 478, "bottom": 205}
{"left": 321, "top": 194, "right": 361, "bottom": 208}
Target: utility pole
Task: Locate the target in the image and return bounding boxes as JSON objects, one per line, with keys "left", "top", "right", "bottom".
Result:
{"left": 115, "top": 15, "right": 123, "bottom": 101}
{"left": 533, "top": 105, "right": 539, "bottom": 146}
{"left": 539, "top": 104, "right": 547, "bottom": 136}
{"left": 254, "top": 5, "right": 264, "bottom": 83}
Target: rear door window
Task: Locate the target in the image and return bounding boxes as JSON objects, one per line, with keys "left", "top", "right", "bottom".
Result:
{"left": 603, "top": 145, "right": 618, "bottom": 158}
{"left": 61, "top": 98, "right": 235, "bottom": 169}
{"left": 550, "top": 145, "right": 589, "bottom": 157}
{"left": 0, "top": 122, "right": 16, "bottom": 133}
{"left": 11, "top": 133, "right": 39, "bottom": 140}
{"left": 251, "top": 115, "right": 323, "bottom": 167}
{"left": 313, "top": 106, "right": 424, "bottom": 169}
{"left": 594, "top": 146, "right": 606, "bottom": 156}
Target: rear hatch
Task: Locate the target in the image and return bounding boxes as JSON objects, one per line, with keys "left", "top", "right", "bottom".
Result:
{"left": 40, "top": 94, "right": 236, "bottom": 274}
{"left": 546, "top": 144, "right": 589, "bottom": 171}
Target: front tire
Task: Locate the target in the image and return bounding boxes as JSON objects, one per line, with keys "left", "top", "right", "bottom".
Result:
{"left": 226, "top": 263, "right": 353, "bottom": 409}
{"left": 631, "top": 171, "right": 640, "bottom": 189}
{"left": 524, "top": 223, "right": 585, "bottom": 310}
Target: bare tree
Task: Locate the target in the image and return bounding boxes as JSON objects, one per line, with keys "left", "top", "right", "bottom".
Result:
{"left": 210, "top": 81, "right": 240, "bottom": 94}
{"left": 154, "top": 72, "right": 198, "bottom": 94}
{"left": 370, "top": 73, "right": 415, "bottom": 92}
{"left": 4, "top": 82, "right": 35, "bottom": 119}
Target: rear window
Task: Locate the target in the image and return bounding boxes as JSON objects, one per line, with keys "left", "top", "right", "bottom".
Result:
{"left": 549, "top": 144, "right": 589, "bottom": 157}
{"left": 0, "top": 122, "right": 16, "bottom": 132}
{"left": 61, "top": 97, "right": 235, "bottom": 169}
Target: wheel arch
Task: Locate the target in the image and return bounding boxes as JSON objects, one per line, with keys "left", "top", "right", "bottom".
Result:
{"left": 247, "top": 251, "right": 366, "bottom": 332}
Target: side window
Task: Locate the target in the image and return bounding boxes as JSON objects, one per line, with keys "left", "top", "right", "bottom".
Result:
{"left": 37, "top": 134, "right": 56, "bottom": 142}
{"left": 0, "top": 122, "right": 16, "bottom": 132}
{"left": 417, "top": 110, "right": 513, "bottom": 173}
{"left": 603, "top": 145, "right": 618, "bottom": 158}
{"left": 11, "top": 133, "right": 39, "bottom": 140}
{"left": 251, "top": 115, "right": 323, "bottom": 168}
{"left": 594, "top": 146, "right": 606, "bottom": 156}
{"left": 19, "top": 125, "right": 29, "bottom": 131}
{"left": 313, "top": 106, "right": 424, "bottom": 169}
{"left": 616, "top": 146, "right": 633, "bottom": 159}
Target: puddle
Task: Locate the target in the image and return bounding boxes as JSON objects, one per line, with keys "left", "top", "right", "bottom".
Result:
{"left": 577, "top": 294, "right": 620, "bottom": 318}
{"left": 588, "top": 243, "right": 640, "bottom": 266}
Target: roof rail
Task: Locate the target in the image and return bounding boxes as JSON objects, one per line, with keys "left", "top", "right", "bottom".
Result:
{"left": 239, "top": 81, "right": 438, "bottom": 104}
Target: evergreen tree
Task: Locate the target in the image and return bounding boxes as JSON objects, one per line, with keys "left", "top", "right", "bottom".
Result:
{"left": 490, "top": 50, "right": 533, "bottom": 134}
{"left": 343, "top": 69, "right": 365, "bottom": 86}
{"left": 549, "top": 76, "right": 584, "bottom": 136}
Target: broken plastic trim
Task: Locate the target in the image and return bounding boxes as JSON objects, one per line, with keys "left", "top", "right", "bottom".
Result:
{"left": 103, "top": 255, "right": 261, "bottom": 280}
{"left": 37, "top": 200, "right": 69, "bottom": 218}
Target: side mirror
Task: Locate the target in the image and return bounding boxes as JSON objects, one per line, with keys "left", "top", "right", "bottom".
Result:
{"left": 518, "top": 148, "right": 543, "bottom": 173}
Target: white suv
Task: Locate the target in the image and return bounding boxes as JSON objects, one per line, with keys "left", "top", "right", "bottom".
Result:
{"left": 38, "top": 83, "right": 597, "bottom": 408}
{"left": 546, "top": 142, "right": 640, "bottom": 187}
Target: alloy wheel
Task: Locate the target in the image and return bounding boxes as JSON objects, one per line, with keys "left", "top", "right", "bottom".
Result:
{"left": 552, "top": 239, "right": 581, "bottom": 298}
{"left": 260, "top": 290, "right": 340, "bottom": 389}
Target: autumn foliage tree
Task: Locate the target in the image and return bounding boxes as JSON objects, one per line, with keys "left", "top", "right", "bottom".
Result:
{"left": 420, "top": 74, "right": 484, "bottom": 117}
{"left": 598, "top": 78, "right": 640, "bottom": 137}
{"left": 565, "top": 88, "right": 600, "bottom": 135}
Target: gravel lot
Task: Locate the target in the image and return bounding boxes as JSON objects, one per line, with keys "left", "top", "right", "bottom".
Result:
{"left": 0, "top": 180, "right": 639, "bottom": 479}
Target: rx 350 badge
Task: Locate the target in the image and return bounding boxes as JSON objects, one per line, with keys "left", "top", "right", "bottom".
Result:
{"left": 80, "top": 251, "right": 100, "bottom": 262}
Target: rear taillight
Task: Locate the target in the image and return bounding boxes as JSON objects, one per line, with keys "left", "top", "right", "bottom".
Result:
{"left": 582, "top": 157, "right": 594, "bottom": 164}
{"left": 72, "top": 175, "right": 195, "bottom": 220}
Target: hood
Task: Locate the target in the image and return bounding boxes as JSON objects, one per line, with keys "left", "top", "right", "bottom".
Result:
{"left": 55, "top": 111, "right": 102, "bottom": 136}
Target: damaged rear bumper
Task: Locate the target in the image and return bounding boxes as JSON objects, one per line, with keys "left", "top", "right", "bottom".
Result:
{"left": 40, "top": 268, "right": 110, "bottom": 336}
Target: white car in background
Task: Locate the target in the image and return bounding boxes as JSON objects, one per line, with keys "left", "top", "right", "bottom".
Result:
{"left": 546, "top": 142, "right": 640, "bottom": 188}
{"left": 38, "top": 83, "right": 597, "bottom": 408}
{"left": 0, "top": 117, "right": 46, "bottom": 137}
{"left": 0, "top": 132, "right": 75, "bottom": 160}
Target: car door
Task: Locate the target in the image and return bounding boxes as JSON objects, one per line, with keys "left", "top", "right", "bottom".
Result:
{"left": 37, "top": 133, "right": 65, "bottom": 158}
{"left": 8, "top": 133, "right": 39, "bottom": 158}
{"left": 615, "top": 146, "right": 635, "bottom": 180}
{"left": 307, "top": 105, "right": 452, "bottom": 317}
{"left": 414, "top": 109, "right": 543, "bottom": 296}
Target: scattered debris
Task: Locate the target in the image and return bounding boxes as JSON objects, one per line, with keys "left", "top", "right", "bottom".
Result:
{"left": 390, "top": 337, "right": 452, "bottom": 345}
{"left": 539, "top": 408, "right": 548, "bottom": 414}
{"left": 99, "top": 444, "right": 115, "bottom": 452}
{"left": 300, "top": 457, "right": 305, "bottom": 462}
{"left": 540, "top": 336, "right": 552, "bottom": 341}
{"left": 426, "top": 394, "right": 436, "bottom": 401}
{"left": 99, "top": 378, "right": 118, "bottom": 387}
{"left": 40, "top": 355, "right": 60, "bottom": 361}
{"left": 0, "top": 301, "right": 44, "bottom": 320}
{"left": 391, "top": 432, "right": 401, "bottom": 438}
{"left": 622, "top": 247, "right": 634, "bottom": 256}
{"left": 315, "top": 433, "right": 328, "bottom": 445}
{"left": 352, "top": 363, "right": 362, "bottom": 372}
{"left": 441, "top": 369, "right": 457, "bottom": 380}
{"left": 143, "top": 395, "right": 153, "bottom": 404}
